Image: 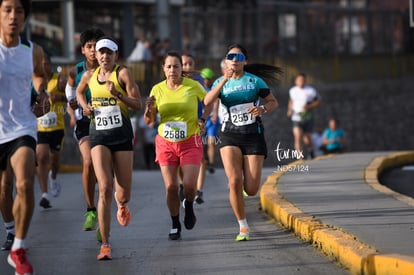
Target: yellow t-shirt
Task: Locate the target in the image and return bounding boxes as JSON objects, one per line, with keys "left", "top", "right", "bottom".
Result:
{"left": 37, "top": 73, "right": 66, "bottom": 132}
{"left": 150, "top": 77, "right": 206, "bottom": 142}
{"left": 88, "top": 65, "right": 133, "bottom": 145}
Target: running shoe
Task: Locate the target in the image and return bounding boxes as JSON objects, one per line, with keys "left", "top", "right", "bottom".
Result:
{"left": 1, "top": 232, "right": 14, "bottom": 251}
{"left": 8, "top": 248, "right": 34, "bottom": 275}
{"left": 235, "top": 227, "right": 250, "bottom": 241}
{"left": 49, "top": 171, "right": 61, "bottom": 197}
{"left": 114, "top": 192, "right": 131, "bottom": 227}
{"left": 168, "top": 227, "right": 181, "bottom": 240}
{"left": 182, "top": 198, "right": 191, "bottom": 209}
{"left": 97, "top": 244, "right": 112, "bottom": 260}
{"left": 83, "top": 210, "right": 97, "bottom": 231}
{"left": 195, "top": 190, "right": 204, "bottom": 204}
{"left": 39, "top": 197, "right": 52, "bottom": 209}
{"left": 183, "top": 199, "right": 197, "bottom": 230}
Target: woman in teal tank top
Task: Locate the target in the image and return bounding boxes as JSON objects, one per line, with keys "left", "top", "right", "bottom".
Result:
{"left": 204, "top": 44, "right": 282, "bottom": 241}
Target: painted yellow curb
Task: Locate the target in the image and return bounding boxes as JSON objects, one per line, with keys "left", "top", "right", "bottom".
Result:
{"left": 260, "top": 152, "right": 414, "bottom": 275}
{"left": 365, "top": 151, "right": 414, "bottom": 207}
{"left": 58, "top": 164, "right": 82, "bottom": 173}
{"left": 364, "top": 254, "right": 414, "bottom": 275}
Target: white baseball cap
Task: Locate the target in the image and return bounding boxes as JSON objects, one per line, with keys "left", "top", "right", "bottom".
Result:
{"left": 96, "top": 38, "right": 118, "bottom": 52}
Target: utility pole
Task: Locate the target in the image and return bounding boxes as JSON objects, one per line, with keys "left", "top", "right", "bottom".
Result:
{"left": 62, "top": 0, "right": 75, "bottom": 62}
{"left": 157, "top": 0, "right": 170, "bottom": 40}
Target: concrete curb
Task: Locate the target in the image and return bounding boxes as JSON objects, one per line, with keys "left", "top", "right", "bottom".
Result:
{"left": 58, "top": 164, "right": 82, "bottom": 173}
{"left": 260, "top": 152, "right": 414, "bottom": 275}
{"left": 365, "top": 151, "right": 414, "bottom": 207}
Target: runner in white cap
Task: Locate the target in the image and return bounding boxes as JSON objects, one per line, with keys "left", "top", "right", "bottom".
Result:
{"left": 76, "top": 36, "right": 142, "bottom": 260}
{"left": 95, "top": 38, "right": 118, "bottom": 52}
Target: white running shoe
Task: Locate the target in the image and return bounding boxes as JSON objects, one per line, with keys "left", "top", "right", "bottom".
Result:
{"left": 49, "top": 171, "right": 61, "bottom": 197}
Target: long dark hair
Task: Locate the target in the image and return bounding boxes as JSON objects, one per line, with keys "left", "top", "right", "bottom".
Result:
{"left": 226, "top": 44, "right": 283, "bottom": 86}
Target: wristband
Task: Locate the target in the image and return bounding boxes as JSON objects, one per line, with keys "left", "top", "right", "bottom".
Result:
{"left": 117, "top": 92, "right": 123, "bottom": 99}
{"left": 199, "top": 117, "right": 206, "bottom": 123}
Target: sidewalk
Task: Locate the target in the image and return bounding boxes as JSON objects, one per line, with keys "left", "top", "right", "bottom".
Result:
{"left": 260, "top": 151, "right": 414, "bottom": 275}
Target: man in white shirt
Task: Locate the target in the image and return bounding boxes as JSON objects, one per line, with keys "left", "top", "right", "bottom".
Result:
{"left": 0, "top": 1, "right": 49, "bottom": 274}
{"left": 287, "top": 73, "right": 321, "bottom": 159}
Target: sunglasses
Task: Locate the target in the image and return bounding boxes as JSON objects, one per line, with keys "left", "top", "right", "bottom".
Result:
{"left": 226, "top": 53, "right": 245, "bottom": 62}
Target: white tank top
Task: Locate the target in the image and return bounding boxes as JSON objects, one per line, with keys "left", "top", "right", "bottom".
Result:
{"left": 0, "top": 38, "right": 37, "bottom": 143}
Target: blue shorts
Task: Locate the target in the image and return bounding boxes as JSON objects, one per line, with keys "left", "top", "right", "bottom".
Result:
{"left": 205, "top": 116, "right": 219, "bottom": 137}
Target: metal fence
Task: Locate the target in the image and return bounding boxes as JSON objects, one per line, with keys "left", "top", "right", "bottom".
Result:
{"left": 181, "top": 2, "right": 412, "bottom": 60}
{"left": 47, "top": 1, "right": 414, "bottom": 91}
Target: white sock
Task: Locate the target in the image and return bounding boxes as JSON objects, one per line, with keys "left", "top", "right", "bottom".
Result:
{"left": 4, "top": 221, "right": 15, "bottom": 235}
{"left": 238, "top": 219, "right": 249, "bottom": 231}
{"left": 11, "top": 237, "right": 25, "bottom": 250}
{"left": 42, "top": 192, "right": 49, "bottom": 199}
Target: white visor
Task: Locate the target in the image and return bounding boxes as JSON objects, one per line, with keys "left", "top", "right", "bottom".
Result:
{"left": 96, "top": 39, "right": 118, "bottom": 52}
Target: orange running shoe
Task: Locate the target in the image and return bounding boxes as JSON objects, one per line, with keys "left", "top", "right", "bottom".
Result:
{"left": 97, "top": 244, "right": 112, "bottom": 260}
{"left": 114, "top": 192, "right": 131, "bottom": 227}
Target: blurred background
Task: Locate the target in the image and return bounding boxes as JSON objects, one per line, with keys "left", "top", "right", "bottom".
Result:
{"left": 27, "top": 0, "right": 414, "bottom": 168}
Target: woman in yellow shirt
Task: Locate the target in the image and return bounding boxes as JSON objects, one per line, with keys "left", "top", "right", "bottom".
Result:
{"left": 144, "top": 51, "right": 211, "bottom": 240}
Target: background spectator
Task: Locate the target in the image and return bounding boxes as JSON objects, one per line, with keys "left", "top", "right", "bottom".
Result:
{"left": 323, "top": 118, "right": 346, "bottom": 154}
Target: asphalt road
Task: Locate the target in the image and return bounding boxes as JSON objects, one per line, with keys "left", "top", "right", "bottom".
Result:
{"left": 379, "top": 164, "right": 414, "bottom": 198}
{"left": 1, "top": 168, "right": 348, "bottom": 275}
